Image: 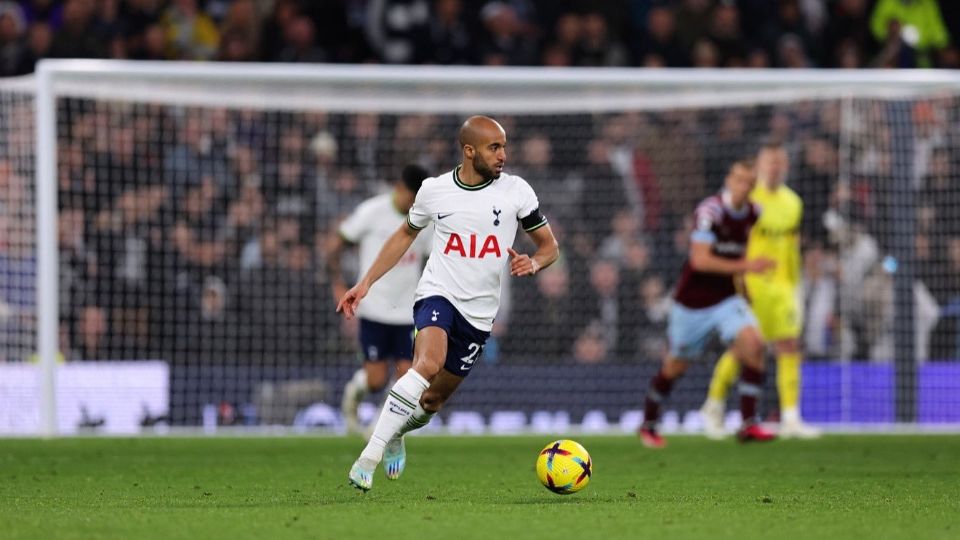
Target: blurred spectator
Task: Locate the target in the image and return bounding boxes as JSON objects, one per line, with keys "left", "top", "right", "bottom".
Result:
{"left": 823, "top": 0, "right": 874, "bottom": 68}
{"left": 170, "top": 179, "right": 228, "bottom": 279}
{"left": 478, "top": 1, "right": 538, "bottom": 65}
{"left": 181, "top": 275, "right": 239, "bottom": 362}
{"left": 20, "top": 0, "right": 62, "bottom": 28}
{"left": 365, "top": 0, "right": 431, "bottom": 64}
{"left": 341, "top": 113, "right": 381, "bottom": 183}
{"left": 777, "top": 33, "right": 813, "bottom": 68}
{"left": 622, "top": 270, "right": 670, "bottom": 361}
{"left": 258, "top": 0, "right": 297, "bottom": 61}
{"left": 427, "top": 0, "right": 474, "bottom": 64}
{"left": 761, "top": 0, "right": 821, "bottom": 67}
{"left": 130, "top": 23, "right": 166, "bottom": 60}
{"left": 870, "top": 0, "right": 950, "bottom": 68}
{"left": 161, "top": 0, "right": 219, "bottom": 60}
{"left": 120, "top": 0, "right": 163, "bottom": 43}
{"left": 48, "top": 0, "right": 107, "bottom": 59}
{"left": 541, "top": 42, "right": 570, "bottom": 67}
{"left": 635, "top": 5, "right": 687, "bottom": 68}
{"left": 505, "top": 261, "right": 577, "bottom": 360}
{"left": 0, "top": 3, "right": 25, "bottom": 76}
{"left": 576, "top": 258, "right": 632, "bottom": 361}
{"left": 514, "top": 133, "right": 581, "bottom": 227}
{"left": 220, "top": 0, "right": 259, "bottom": 54}
{"left": 276, "top": 15, "right": 326, "bottom": 63}
{"left": 579, "top": 139, "right": 628, "bottom": 244}
{"left": 674, "top": 0, "right": 713, "bottom": 51}
{"left": 17, "top": 21, "right": 52, "bottom": 71}
{"left": 795, "top": 136, "right": 839, "bottom": 246}
{"left": 163, "top": 112, "right": 231, "bottom": 192}
{"left": 706, "top": 2, "right": 746, "bottom": 66}
{"left": 550, "top": 11, "right": 581, "bottom": 58}
{"left": 237, "top": 238, "right": 322, "bottom": 362}
{"left": 75, "top": 304, "right": 110, "bottom": 360}
{"left": 572, "top": 12, "right": 628, "bottom": 67}
{"left": 217, "top": 0, "right": 259, "bottom": 62}
{"left": 690, "top": 37, "right": 720, "bottom": 67}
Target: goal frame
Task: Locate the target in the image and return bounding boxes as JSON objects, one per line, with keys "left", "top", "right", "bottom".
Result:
{"left": 31, "top": 60, "right": 960, "bottom": 435}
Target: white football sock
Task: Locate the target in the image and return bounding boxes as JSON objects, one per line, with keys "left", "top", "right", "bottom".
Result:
{"left": 358, "top": 369, "right": 429, "bottom": 468}
{"left": 704, "top": 397, "right": 725, "bottom": 411}
{"left": 351, "top": 368, "right": 370, "bottom": 395}
{"left": 781, "top": 407, "right": 801, "bottom": 424}
{"left": 398, "top": 403, "right": 435, "bottom": 436}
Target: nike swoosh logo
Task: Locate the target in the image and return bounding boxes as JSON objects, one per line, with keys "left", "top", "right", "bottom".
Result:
{"left": 460, "top": 365, "right": 471, "bottom": 371}
{"left": 438, "top": 213, "right": 454, "bottom": 220}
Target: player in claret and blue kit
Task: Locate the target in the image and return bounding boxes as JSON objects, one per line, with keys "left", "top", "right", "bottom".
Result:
{"left": 639, "top": 158, "right": 778, "bottom": 448}
{"left": 338, "top": 116, "right": 560, "bottom": 491}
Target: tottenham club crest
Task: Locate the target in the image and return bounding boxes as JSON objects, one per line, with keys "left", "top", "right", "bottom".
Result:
{"left": 493, "top": 207, "right": 502, "bottom": 226}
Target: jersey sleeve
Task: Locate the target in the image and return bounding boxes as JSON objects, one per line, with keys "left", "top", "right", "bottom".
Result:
{"left": 406, "top": 182, "right": 432, "bottom": 231}
{"left": 691, "top": 200, "right": 721, "bottom": 244}
{"left": 412, "top": 223, "right": 433, "bottom": 256}
{"left": 516, "top": 178, "right": 548, "bottom": 232}
{"left": 337, "top": 202, "right": 371, "bottom": 243}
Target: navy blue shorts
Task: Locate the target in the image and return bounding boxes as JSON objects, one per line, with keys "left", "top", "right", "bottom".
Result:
{"left": 413, "top": 296, "right": 491, "bottom": 377}
{"left": 359, "top": 318, "right": 415, "bottom": 362}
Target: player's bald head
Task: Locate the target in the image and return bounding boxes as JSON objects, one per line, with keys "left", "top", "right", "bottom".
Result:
{"left": 459, "top": 116, "right": 505, "bottom": 148}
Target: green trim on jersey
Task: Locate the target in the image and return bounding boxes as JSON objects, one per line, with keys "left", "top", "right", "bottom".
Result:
{"left": 337, "top": 230, "right": 357, "bottom": 245}
{"left": 406, "top": 215, "right": 425, "bottom": 231}
{"left": 453, "top": 165, "right": 495, "bottom": 191}
{"left": 523, "top": 219, "right": 549, "bottom": 232}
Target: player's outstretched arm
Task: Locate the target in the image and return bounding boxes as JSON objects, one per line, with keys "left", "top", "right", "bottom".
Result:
{"left": 508, "top": 224, "right": 559, "bottom": 277}
{"left": 336, "top": 223, "right": 419, "bottom": 318}
{"left": 689, "top": 241, "right": 776, "bottom": 275}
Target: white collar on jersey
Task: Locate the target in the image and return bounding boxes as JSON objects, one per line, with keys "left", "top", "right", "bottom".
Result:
{"left": 721, "top": 190, "right": 750, "bottom": 218}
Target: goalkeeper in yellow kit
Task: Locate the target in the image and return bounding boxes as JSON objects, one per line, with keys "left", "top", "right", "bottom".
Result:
{"left": 699, "top": 140, "right": 821, "bottom": 439}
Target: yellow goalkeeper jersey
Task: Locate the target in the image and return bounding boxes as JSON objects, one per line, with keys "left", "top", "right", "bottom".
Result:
{"left": 745, "top": 183, "right": 802, "bottom": 290}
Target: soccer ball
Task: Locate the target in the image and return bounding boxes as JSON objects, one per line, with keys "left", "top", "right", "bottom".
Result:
{"left": 536, "top": 439, "right": 592, "bottom": 495}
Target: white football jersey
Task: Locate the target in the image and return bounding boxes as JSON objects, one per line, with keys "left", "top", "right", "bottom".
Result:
{"left": 339, "top": 193, "right": 430, "bottom": 325}
{"left": 407, "top": 166, "right": 546, "bottom": 331}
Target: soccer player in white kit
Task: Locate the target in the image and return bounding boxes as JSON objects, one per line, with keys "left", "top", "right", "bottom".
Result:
{"left": 327, "top": 164, "right": 431, "bottom": 436}
{"left": 338, "top": 116, "right": 560, "bottom": 491}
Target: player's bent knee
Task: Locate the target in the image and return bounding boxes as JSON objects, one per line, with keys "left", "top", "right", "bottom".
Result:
{"left": 412, "top": 358, "right": 443, "bottom": 380}
{"left": 662, "top": 357, "right": 689, "bottom": 379}
{"left": 734, "top": 328, "right": 766, "bottom": 369}
{"left": 395, "top": 361, "right": 412, "bottom": 378}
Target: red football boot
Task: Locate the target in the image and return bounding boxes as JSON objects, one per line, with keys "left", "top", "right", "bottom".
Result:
{"left": 737, "top": 423, "right": 777, "bottom": 443}
{"left": 638, "top": 426, "right": 667, "bottom": 449}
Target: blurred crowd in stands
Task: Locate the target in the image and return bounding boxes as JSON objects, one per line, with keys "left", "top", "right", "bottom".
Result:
{"left": 0, "top": 0, "right": 957, "bottom": 74}
{"left": 1, "top": 97, "right": 958, "bottom": 366}
{"left": 1, "top": 0, "right": 960, "bottom": 367}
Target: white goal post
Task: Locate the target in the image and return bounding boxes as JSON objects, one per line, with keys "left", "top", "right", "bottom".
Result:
{"left": 12, "top": 60, "right": 960, "bottom": 435}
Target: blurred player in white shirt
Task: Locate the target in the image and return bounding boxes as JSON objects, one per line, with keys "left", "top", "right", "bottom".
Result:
{"left": 338, "top": 116, "right": 560, "bottom": 491}
{"left": 326, "top": 164, "right": 431, "bottom": 435}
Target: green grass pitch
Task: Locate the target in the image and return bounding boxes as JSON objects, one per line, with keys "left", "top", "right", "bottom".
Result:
{"left": 1, "top": 435, "right": 958, "bottom": 540}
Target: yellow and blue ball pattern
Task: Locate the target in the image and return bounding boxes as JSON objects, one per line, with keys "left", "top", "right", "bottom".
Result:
{"left": 536, "top": 439, "right": 592, "bottom": 495}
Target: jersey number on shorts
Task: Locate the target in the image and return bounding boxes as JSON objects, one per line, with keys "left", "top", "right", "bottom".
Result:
{"left": 460, "top": 343, "right": 482, "bottom": 370}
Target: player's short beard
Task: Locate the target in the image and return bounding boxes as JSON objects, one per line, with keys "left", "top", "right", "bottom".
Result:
{"left": 472, "top": 155, "right": 500, "bottom": 181}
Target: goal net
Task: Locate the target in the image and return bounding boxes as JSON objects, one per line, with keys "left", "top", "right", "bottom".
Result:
{"left": 5, "top": 61, "right": 960, "bottom": 434}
